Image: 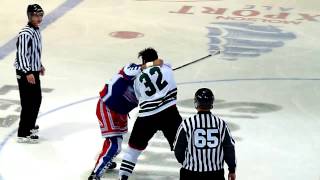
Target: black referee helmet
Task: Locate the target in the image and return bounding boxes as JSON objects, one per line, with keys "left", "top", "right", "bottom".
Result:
{"left": 194, "top": 88, "right": 214, "bottom": 109}
{"left": 27, "top": 4, "right": 44, "bottom": 20}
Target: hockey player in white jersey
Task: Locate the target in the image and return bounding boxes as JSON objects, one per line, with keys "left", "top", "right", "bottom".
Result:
{"left": 118, "top": 48, "right": 182, "bottom": 180}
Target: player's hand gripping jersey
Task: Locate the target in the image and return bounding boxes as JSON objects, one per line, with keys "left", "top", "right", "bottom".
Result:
{"left": 134, "top": 63, "right": 177, "bottom": 117}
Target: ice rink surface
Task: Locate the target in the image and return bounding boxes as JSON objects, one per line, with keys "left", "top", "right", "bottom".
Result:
{"left": 0, "top": 0, "right": 320, "bottom": 179}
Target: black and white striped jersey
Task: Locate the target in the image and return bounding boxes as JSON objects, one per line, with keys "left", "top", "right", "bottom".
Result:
{"left": 174, "top": 111, "right": 236, "bottom": 173}
{"left": 14, "top": 23, "right": 42, "bottom": 74}
{"left": 134, "top": 63, "right": 177, "bottom": 117}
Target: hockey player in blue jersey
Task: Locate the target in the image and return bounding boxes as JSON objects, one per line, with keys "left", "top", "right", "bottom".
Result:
{"left": 88, "top": 59, "right": 163, "bottom": 180}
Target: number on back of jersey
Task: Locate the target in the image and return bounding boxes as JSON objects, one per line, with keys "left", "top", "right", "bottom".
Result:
{"left": 193, "top": 128, "right": 220, "bottom": 149}
{"left": 139, "top": 67, "right": 168, "bottom": 96}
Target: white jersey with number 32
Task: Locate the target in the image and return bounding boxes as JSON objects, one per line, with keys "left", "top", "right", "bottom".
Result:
{"left": 134, "top": 64, "right": 177, "bottom": 117}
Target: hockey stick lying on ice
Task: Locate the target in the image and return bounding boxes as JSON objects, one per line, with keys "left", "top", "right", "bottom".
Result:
{"left": 173, "top": 50, "right": 220, "bottom": 71}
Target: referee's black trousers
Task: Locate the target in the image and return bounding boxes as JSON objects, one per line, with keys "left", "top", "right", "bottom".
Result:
{"left": 180, "top": 168, "right": 225, "bottom": 180}
{"left": 16, "top": 70, "right": 42, "bottom": 137}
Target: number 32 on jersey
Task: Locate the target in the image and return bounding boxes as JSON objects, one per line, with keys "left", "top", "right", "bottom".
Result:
{"left": 139, "top": 67, "right": 168, "bottom": 96}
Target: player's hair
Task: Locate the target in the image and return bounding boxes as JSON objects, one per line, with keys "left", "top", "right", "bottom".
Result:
{"left": 138, "top": 48, "right": 158, "bottom": 64}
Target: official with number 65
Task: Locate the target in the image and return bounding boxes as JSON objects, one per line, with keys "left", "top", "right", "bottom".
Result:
{"left": 174, "top": 88, "right": 237, "bottom": 180}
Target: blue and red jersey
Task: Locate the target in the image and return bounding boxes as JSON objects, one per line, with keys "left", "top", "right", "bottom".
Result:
{"left": 99, "top": 63, "right": 141, "bottom": 115}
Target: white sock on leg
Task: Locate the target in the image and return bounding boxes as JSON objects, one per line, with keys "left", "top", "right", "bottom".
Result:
{"left": 119, "top": 146, "right": 142, "bottom": 178}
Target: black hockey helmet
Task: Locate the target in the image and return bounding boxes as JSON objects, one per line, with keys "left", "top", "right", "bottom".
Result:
{"left": 27, "top": 4, "right": 44, "bottom": 19}
{"left": 138, "top": 48, "right": 158, "bottom": 64}
{"left": 194, "top": 88, "right": 214, "bottom": 109}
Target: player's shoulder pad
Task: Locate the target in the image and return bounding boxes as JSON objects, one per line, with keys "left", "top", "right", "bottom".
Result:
{"left": 123, "top": 63, "right": 141, "bottom": 77}
{"left": 163, "top": 61, "right": 172, "bottom": 69}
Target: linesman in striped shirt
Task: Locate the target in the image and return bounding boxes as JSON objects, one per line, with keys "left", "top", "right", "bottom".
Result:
{"left": 14, "top": 4, "right": 45, "bottom": 143}
{"left": 174, "top": 88, "right": 236, "bottom": 180}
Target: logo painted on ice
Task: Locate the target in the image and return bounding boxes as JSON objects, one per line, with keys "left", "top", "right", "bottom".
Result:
{"left": 207, "top": 22, "right": 296, "bottom": 60}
